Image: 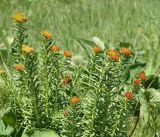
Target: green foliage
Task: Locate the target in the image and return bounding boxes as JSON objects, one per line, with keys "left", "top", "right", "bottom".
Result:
{"left": 0, "top": 16, "right": 137, "bottom": 137}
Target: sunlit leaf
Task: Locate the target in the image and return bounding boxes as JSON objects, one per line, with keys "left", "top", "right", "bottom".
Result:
{"left": 145, "top": 88, "right": 160, "bottom": 103}
{"left": 1, "top": 108, "right": 16, "bottom": 127}
{"left": 22, "top": 129, "right": 60, "bottom": 137}
{"left": 0, "top": 119, "right": 14, "bottom": 135}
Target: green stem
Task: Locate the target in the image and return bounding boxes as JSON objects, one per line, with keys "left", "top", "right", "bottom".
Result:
{"left": 96, "top": 63, "right": 110, "bottom": 94}
{"left": 111, "top": 99, "right": 127, "bottom": 137}
{"left": 27, "top": 54, "right": 41, "bottom": 126}
{"left": 31, "top": 79, "right": 40, "bottom": 126}
{"left": 42, "top": 43, "right": 50, "bottom": 117}
{"left": 54, "top": 60, "right": 60, "bottom": 112}
{"left": 91, "top": 63, "right": 110, "bottom": 134}
{"left": 55, "top": 87, "right": 58, "bottom": 112}
{"left": 45, "top": 70, "right": 49, "bottom": 117}
{"left": 72, "top": 104, "right": 76, "bottom": 137}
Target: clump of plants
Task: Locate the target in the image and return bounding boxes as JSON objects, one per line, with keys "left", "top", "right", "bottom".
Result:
{"left": 0, "top": 12, "right": 150, "bottom": 137}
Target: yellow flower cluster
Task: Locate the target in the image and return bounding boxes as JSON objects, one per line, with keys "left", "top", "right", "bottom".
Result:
{"left": 22, "top": 45, "right": 34, "bottom": 54}
{"left": 13, "top": 12, "right": 27, "bottom": 23}
{"left": 0, "top": 70, "right": 6, "bottom": 75}
{"left": 42, "top": 31, "right": 52, "bottom": 39}
{"left": 107, "top": 49, "right": 119, "bottom": 61}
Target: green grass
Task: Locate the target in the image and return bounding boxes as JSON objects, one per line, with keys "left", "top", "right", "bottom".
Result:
{"left": 0, "top": 0, "right": 160, "bottom": 74}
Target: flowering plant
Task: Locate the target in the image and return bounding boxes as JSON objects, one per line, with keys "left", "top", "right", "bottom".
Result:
{"left": 0, "top": 12, "right": 151, "bottom": 137}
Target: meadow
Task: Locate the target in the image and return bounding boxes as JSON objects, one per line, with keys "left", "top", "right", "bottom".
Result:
{"left": 1, "top": 0, "right": 160, "bottom": 73}
{"left": 0, "top": 0, "right": 160, "bottom": 137}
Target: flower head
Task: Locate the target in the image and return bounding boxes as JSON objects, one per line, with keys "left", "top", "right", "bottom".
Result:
{"left": 93, "top": 47, "right": 103, "bottom": 54}
{"left": 42, "top": 30, "right": 52, "bottom": 39}
{"left": 22, "top": 45, "right": 34, "bottom": 54}
{"left": 120, "top": 48, "right": 132, "bottom": 56}
{"left": 133, "top": 79, "right": 141, "bottom": 85}
{"left": 0, "top": 70, "right": 6, "bottom": 75}
{"left": 124, "top": 92, "right": 133, "bottom": 100}
{"left": 107, "top": 49, "right": 119, "bottom": 61}
{"left": 14, "top": 64, "right": 25, "bottom": 71}
{"left": 139, "top": 72, "right": 147, "bottom": 81}
{"left": 6, "top": 37, "right": 14, "bottom": 45}
{"left": 64, "top": 109, "right": 70, "bottom": 116}
{"left": 64, "top": 50, "right": 72, "bottom": 58}
{"left": 51, "top": 45, "right": 60, "bottom": 52}
{"left": 71, "top": 55, "right": 85, "bottom": 66}
{"left": 111, "top": 55, "right": 119, "bottom": 61}
{"left": 63, "top": 75, "right": 72, "bottom": 85}
{"left": 13, "top": 12, "right": 27, "bottom": 23}
{"left": 71, "top": 96, "right": 80, "bottom": 104}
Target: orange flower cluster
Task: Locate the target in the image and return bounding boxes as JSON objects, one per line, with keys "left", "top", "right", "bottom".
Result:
{"left": 63, "top": 75, "right": 72, "bottom": 85}
{"left": 93, "top": 47, "right": 103, "bottom": 54}
{"left": 106, "top": 47, "right": 132, "bottom": 61}
{"left": 139, "top": 72, "right": 147, "bottom": 81}
{"left": 22, "top": 45, "right": 34, "bottom": 54}
{"left": 14, "top": 64, "right": 25, "bottom": 71}
{"left": 51, "top": 45, "right": 60, "bottom": 52}
{"left": 133, "top": 79, "right": 141, "bottom": 85}
{"left": 64, "top": 50, "right": 72, "bottom": 58}
{"left": 107, "top": 49, "right": 119, "bottom": 61}
{"left": 0, "top": 70, "right": 6, "bottom": 75}
{"left": 133, "top": 72, "right": 147, "bottom": 85}
{"left": 42, "top": 31, "right": 52, "bottom": 39}
{"left": 120, "top": 48, "right": 132, "bottom": 56}
{"left": 64, "top": 109, "right": 70, "bottom": 116}
{"left": 13, "top": 12, "right": 27, "bottom": 23}
{"left": 71, "top": 96, "right": 80, "bottom": 104}
{"left": 124, "top": 92, "right": 133, "bottom": 100}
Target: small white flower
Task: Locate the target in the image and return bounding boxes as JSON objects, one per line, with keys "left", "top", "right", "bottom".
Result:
{"left": 92, "top": 37, "right": 105, "bottom": 50}
{"left": 6, "top": 37, "right": 14, "bottom": 45}
{"left": 71, "top": 55, "right": 86, "bottom": 67}
{"left": 0, "top": 43, "right": 5, "bottom": 48}
{"left": 0, "top": 78, "right": 5, "bottom": 87}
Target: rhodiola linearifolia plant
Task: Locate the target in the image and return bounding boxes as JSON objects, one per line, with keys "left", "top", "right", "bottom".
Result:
{"left": 0, "top": 12, "right": 148, "bottom": 137}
